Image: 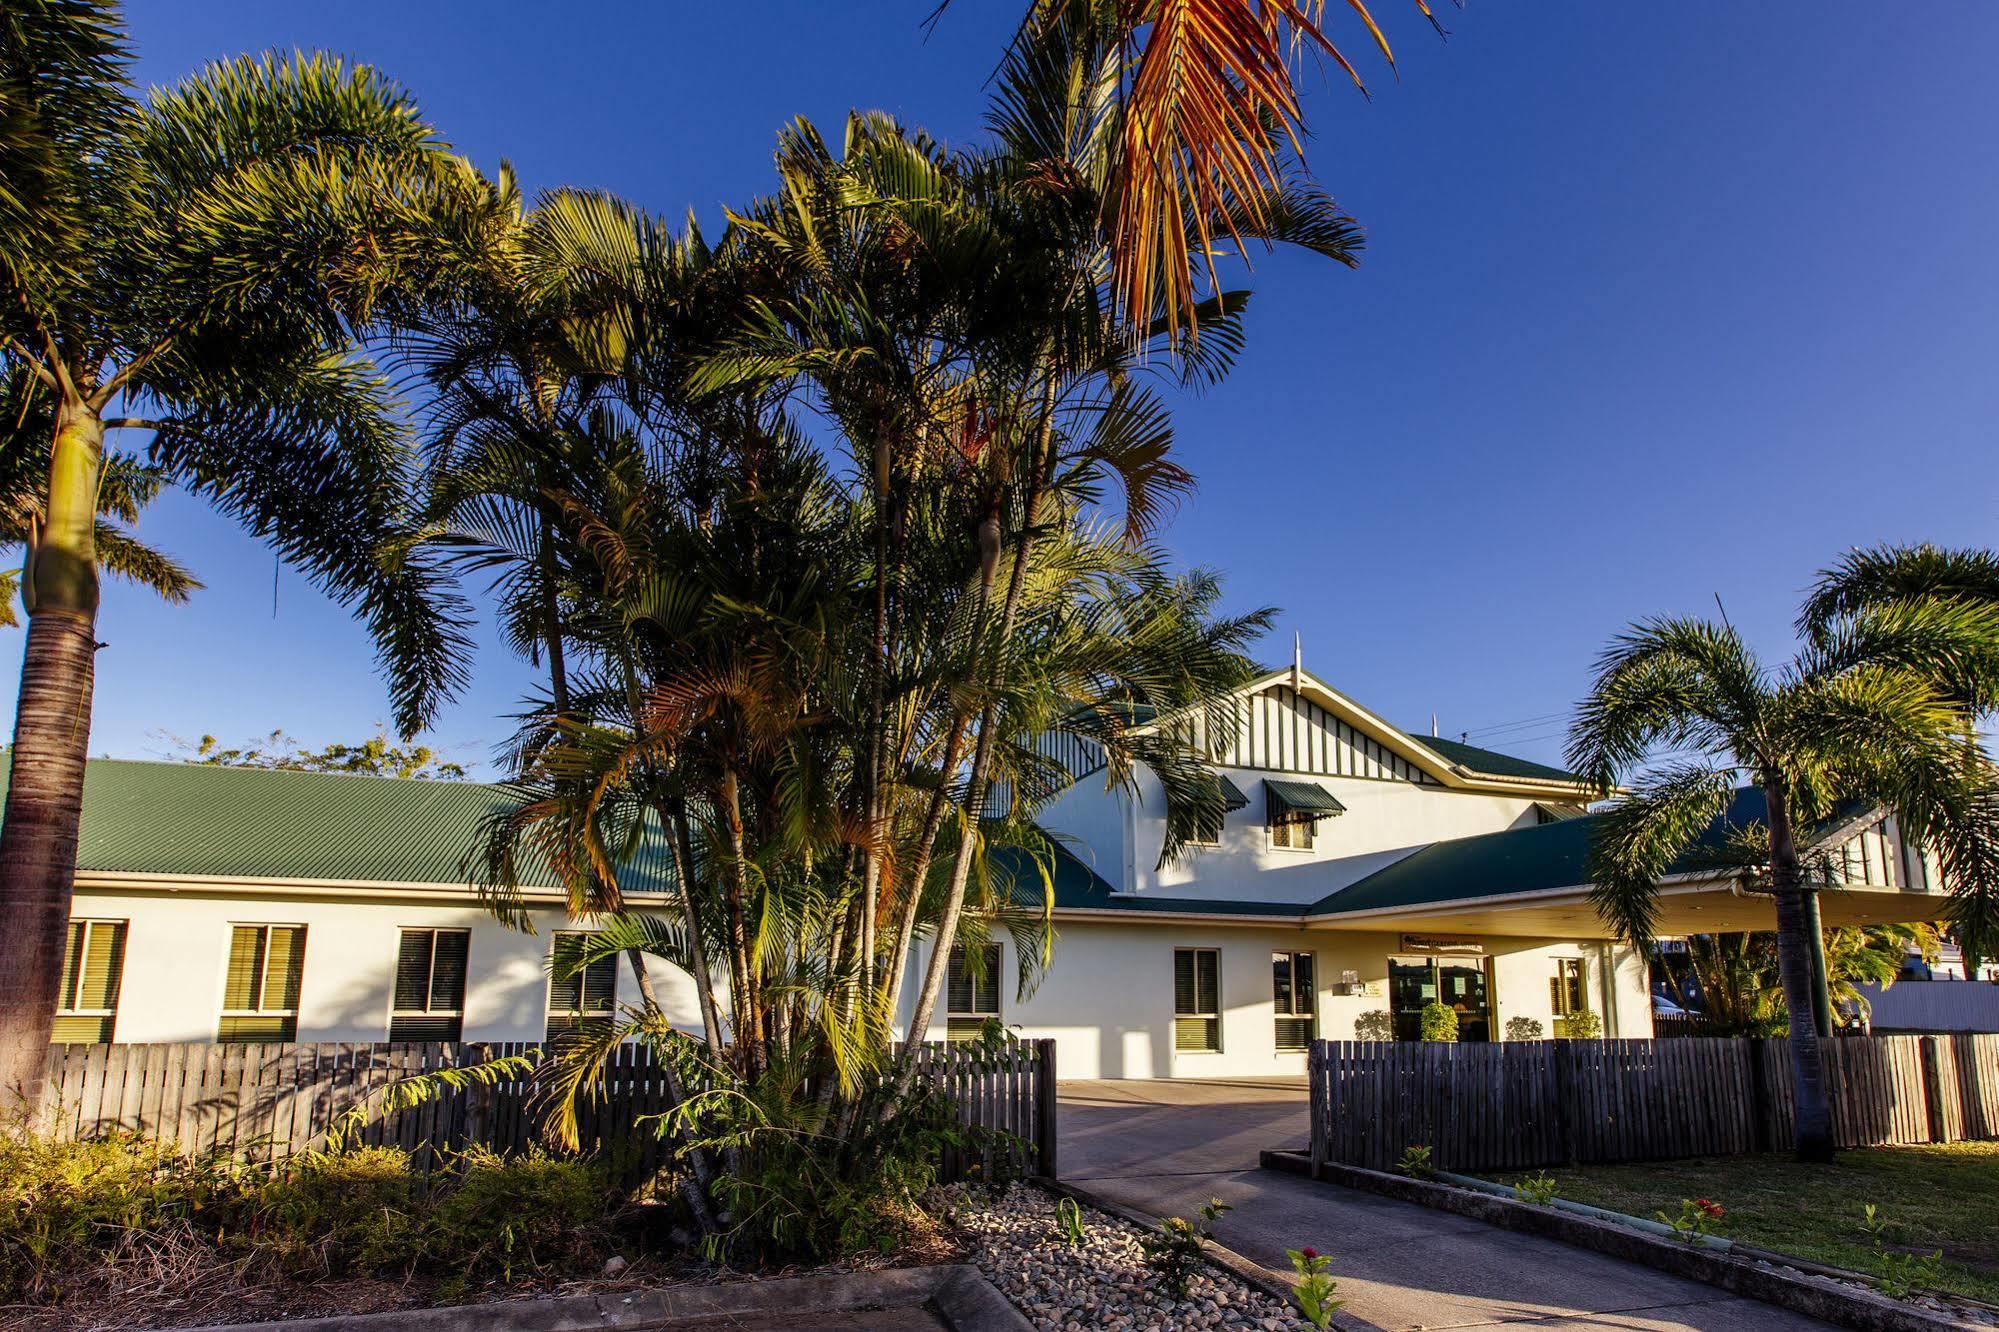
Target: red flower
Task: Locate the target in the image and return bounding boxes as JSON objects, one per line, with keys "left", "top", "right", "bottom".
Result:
{"left": 1301, "top": 1247, "right": 1318, "bottom": 1260}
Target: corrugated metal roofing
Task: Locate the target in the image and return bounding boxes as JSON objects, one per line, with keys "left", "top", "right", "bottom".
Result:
{"left": 1410, "top": 734, "right": 1582, "bottom": 784}
{"left": 0, "top": 756, "right": 667, "bottom": 891}
{"left": 1265, "top": 778, "right": 1347, "bottom": 819}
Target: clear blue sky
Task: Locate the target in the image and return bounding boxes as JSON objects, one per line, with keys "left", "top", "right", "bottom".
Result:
{"left": 20, "top": 2, "right": 1999, "bottom": 776}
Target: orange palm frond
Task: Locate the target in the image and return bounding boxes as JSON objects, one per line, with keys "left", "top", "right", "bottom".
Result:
{"left": 1111, "top": 0, "right": 1427, "bottom": 337}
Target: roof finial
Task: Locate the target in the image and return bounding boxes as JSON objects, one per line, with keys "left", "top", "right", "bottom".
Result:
{"left": 1292, "top": 632, "right": 1302, "bottom": 691}
{"left": 1431, "top": 713, "right": 1438, "bottom": 739}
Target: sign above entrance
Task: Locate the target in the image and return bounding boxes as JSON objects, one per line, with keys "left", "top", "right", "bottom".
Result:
{"left": 1399, "top": 934, "right": 1485, "bottom": 955}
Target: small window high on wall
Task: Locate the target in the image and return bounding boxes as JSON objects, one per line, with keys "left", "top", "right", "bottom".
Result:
{"left": 391, "top": 928, "right": 470, "bottom": 1042}
{"left": 1174, "top": 947, "right": 1221, "bottom": 1052}
{"left": 946, "top": 943, "right": 1001, "bottom": 1042}
{"left": 54, "top": 919, "right": 126, "bottom": 1043}
{"left": 220, "top": 924, "right": 305, "bottom": 1042}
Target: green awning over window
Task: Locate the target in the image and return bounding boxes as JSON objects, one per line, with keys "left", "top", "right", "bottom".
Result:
{"left": 1211, "top": 774, "right": 1250, "bottom": 812}
{"left": 1265, "top": 778, "right": 1346, "bottom": 821}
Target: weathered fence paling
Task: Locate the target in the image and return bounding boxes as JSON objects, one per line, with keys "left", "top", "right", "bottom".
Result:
{"left": 1308, "top": 1034, "right": 1999, "bottom": 1174}
{"left": 38, "top": 1039, "right": 1058, "bottom": 1184}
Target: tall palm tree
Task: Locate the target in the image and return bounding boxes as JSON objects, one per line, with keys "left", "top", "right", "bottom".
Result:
{"left": 0, "top": 2, "right": 471, "bottom": 1100}
{"left": 1567, "top": 599, "right": 1999, "bottom": 1160}
{"left": 1801, "top": 543, "right": 1999, "bottom": 970}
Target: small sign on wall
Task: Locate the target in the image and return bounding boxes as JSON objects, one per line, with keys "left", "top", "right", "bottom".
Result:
{"left": 1399, "top": 934, "right": 1485, "bottom": 955}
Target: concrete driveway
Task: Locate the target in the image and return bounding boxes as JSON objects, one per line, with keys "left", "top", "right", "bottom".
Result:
{"left": 1058, "top": 1078, "right": 1835, "bottom": 1331}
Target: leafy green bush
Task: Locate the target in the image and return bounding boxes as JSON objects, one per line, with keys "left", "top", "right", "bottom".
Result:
{"left": 1563, "top": 1009, "right": 1603, "bottom": 1040}
{"left": 1395, "top": 1145, "right": 1435, "bottom": 1180}
{"left": 426, "top": 1147, "right": 611, "bottom": 1284}
{"left": 1513, "top": 1173, "right": 1558, "bottom": 1206}
{"left": 1142, "top": 1198, "right": 1230, "bottom": 1298}
{"left": 247, "top": 1147, "right": 421, "bottom": 1276}
{"left": 1504, "top": 1016, "right": 1544, "bottom": 1041}
{"left": 0, "top": 1130, "right": 242, "bottom": 1298}
{"left": 1420, "top": 1003, "right": 1458, "bottom": 1042}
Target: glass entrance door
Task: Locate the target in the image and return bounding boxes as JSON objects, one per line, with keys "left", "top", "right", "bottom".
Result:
{"left": 1388, "top": 956, "right": 1493, "bottom": 1042}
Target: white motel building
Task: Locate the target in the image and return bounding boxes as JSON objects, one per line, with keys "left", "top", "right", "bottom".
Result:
{"left": 34, "top": 661, "right": 1952, "bottom": 1078}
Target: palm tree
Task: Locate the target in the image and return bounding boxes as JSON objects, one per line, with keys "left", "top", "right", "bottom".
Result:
{"left": 0, "top": 2, "right": 471, "bottom": 1101}
{"left": 0, "top": 371, "right": 198, "bottom": 620}
{"left": 1567, "top": 598, "right": 1999, "bottom": 1160}
{"left": 1801, "top": 543, "right": 1999, "bottom": 970}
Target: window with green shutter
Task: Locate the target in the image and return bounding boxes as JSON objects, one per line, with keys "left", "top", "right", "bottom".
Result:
{"left": 52, "top": 919, "right": 126, "bottom": 1044}
{"left": 1173, "top": 947, "right": 1220, "bottom": 1052}
{"left": 946, "top": 943, "right": 1002, "bottom": 1042}
{"left": 389, "top": 928, "right": 470, "bottom": 1042}
{"left": 219, "top": 924, "right": 305, "bottom": 1042}
{"left": 1273, "top": 950, "right": 1316, "bottom": 1051}
{"left": 547, "top": 932, "right": 617, "bottom": 1040}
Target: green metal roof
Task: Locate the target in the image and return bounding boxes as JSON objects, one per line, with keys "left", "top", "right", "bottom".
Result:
{"left": 1212, "top": 774, "right": 1250, "bottom": 813}
{"left": 1408, "top": 734, "right": 1582, "bottom": 785}
{"left": 0, "top": 756, "right": 667, "bottom": 891}
{"left": 1265, "top": 778, "right": 1347, "bottom": 820}
{"left": 1309, "top": 786, "right": 1853, "bottom": 917}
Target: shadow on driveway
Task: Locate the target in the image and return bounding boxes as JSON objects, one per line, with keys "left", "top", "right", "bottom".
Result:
{"left": 1056, "top": 1078, "right": 1834, "bottom": 1331}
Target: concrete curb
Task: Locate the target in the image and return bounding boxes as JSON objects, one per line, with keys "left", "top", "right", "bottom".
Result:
{"left": 1261, "top": 1149, "right": 1965, "bottom": 1332}
{"left": 1042, "top": 1178, "right": 1304, "bottom": 1314}
{"left": 166, "top": 1262, "right": 1033, "bottom": 1332}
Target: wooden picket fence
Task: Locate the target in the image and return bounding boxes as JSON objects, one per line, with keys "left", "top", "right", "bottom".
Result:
{"left": 38, "top": 1038, "right": 1058, "bottom": 1185}
{"left": 1308, "top": 1034, "right": 1999, "bottom": 1174}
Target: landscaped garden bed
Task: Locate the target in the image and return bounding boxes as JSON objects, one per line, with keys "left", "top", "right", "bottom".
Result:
{"left": 1481, "top": 1143, "right": 1999, "bottom": 1315}
{"left": 949, "top": 1184, "right": 1306, "bottom": 1332}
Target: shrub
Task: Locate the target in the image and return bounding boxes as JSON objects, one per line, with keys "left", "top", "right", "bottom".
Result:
{"left": 0, "top": 1130, "right": 242, "bottom": 1298}
{"left": 1504, "top": 1016, "right": 1544, "bottom": 1041}
{"left": 426, "top": 1147, "right": 612, "bottom": 1285}
{"left": 1563, "top": 1009, "right": 1603, "bottom": 1039}
{"left": 1394, "top": 1145, "right": 1435, "bottom": 1180}
{"left": 1513, "top": 1173, "right": 1558, "bottom": 1206}
{"left": 1657, "top": 1197, "right": 1725, "bottom": 1244}
{"left": 1287, "top": 1246, "right": 1340, "bottom": 1328}
{"left": 1142, "top": 1198, "right": 1229, "bottom": 1298}
{"left": 1860, "top": 1204, "right": 1944, "bottom": 1299}
{"left": 246, "top": 1146, "right": 421, "bottom": 1276}
{"left": 1353, "top": 1011, "right": 1394, "bottom": 1041}
{"left": 1420, "top": 1002, "right": 1458, "bottom": 1042}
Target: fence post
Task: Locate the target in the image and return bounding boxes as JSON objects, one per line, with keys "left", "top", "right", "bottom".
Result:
{"left": 1308, "top": 1041, "right": 1327, "bottom": 1175}
{"left": 1033, "top": 1039, "right": 1059, "bottom": 1179}
{"left": 1747, "top": 1038, "right": 1774, "bottom": 1154}
{"left": 1552, "top": 1039, "right": 1578, "bottom": 1167}
{"left": 1920, "top": 1036, "right": 1950, "bottom": 1144}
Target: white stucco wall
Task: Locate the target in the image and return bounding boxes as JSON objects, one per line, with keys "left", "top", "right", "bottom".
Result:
{"left": 70, "top": 886, "right": 710, "bottom": 1044}
{"left": 1038, "top": 765, "right": 1543, "bottom": 904}
{"left": 903, "top": 922, "right": 1653, "bottom": 1079}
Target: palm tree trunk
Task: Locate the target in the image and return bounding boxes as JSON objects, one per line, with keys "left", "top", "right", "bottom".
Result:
{"left": 623, "top": 947, "right": 721, "bottom": 1233}
{"left": 1799, "top": 886, "right": 1834, "bottom": 1036}
{"left": 0, "top": 397, "right": 103, "bottom": 1107}
{"left": 1766, "top": 776, "right": 1837, "bottom": 1162}
{"left": 881, "top": 712, "right": 969, "bottom": 1024}
{"left": 896, "top": 377, "right": 1061, "bottom": 1087}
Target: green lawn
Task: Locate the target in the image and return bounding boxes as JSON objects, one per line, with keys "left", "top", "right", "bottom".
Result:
{"left": 1483, "top": 1143, "right": 1999, "bottom": 1304}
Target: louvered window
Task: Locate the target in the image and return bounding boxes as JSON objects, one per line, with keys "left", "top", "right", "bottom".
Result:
{"left": 1551, "top": 958, "right": 1587, "bottom": 1037}
{"left": 547, "top": 932, "right": 617, "bottom": 1040}
{"left": 1273, "top": 950, "right": 1316, "bottom": 1051}
{"left": 1173, "top": 948, "right": 1221, "bottom": 1052}
{"left": 219, "top": 924, "right": 305, "bottom": 1042}
{"left": 389, "top": 928, "right": 470, "bottom": 1042}
{"left": 53, "top": 919, "right": 126, "bottom": 1043}
{"left": 946, "top": 943, "right": 1002, "bottom": 1042}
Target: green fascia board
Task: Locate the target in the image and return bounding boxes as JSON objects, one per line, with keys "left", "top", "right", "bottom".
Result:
{"left": 1408, "top": 734, "right": 1582, "bottom": 784}
{"left": 1265, "top": 778, "right": 1347, "bottom": 819}
{"left": 0, "top": 755, "right": 672, "bottom": 892}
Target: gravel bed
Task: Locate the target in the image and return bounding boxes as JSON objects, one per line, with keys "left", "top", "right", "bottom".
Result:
{"left": 951, "top": 1185, "right": 1307, "bottom": 1331}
